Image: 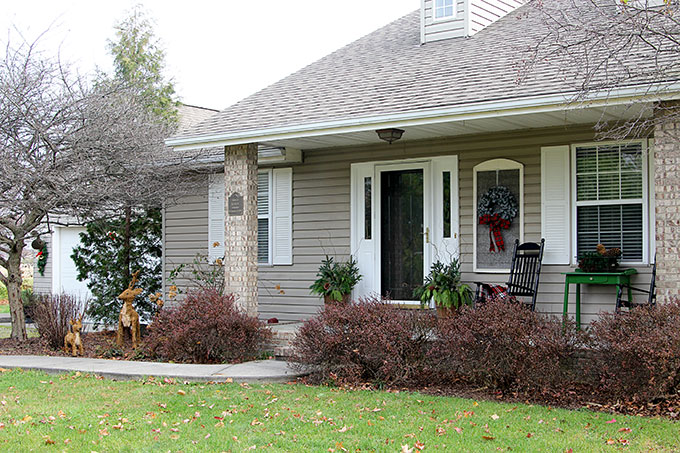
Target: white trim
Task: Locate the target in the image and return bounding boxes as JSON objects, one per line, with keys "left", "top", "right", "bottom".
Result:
{"left": 166, "top": 85, "right": 680, "bottom": 150}
{"left": 473, "top": 158, "right": 525, "bottom": 273}
{"left": 570, "top": 140, "right": 649, "bottom": 265}
{"left": 161, "top": 202, "right": 167, "bottom": 301}
{"left": 51, "top": 226, "right": 61, "bottom": 294}
{"left": 420, "top": 0, "right": 426, "bottom": 44}
{"left": 258, "top": 169, "right": 273, "bottom": 266}
{"left": 648, "top": 138, "right": 656, "bottom": 263}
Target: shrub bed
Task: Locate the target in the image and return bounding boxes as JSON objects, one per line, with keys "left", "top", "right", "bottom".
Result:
{"left": 33, "top": 293, "right": 87, "bottom": 349}
{"left": 291, "top": 297, "right": 437, "bottom": 386}
{"left": 586, "top": 300, "right": 680, "bottom": 402}
{"left": 432, "top": 299, "right": 580, "bottom": 392}
{"left": 146, "top": 289, "right": 271, "bottom": 364}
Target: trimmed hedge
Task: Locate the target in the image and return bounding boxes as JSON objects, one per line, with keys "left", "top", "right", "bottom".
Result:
{"left": 146, "top": 289, "right": 271, "bottom": 364}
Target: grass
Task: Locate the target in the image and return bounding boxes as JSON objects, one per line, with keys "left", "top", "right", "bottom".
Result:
{"left": 0, "top": 326, "right": 39, "bottom": 339}
{"left": 0, "top": 305, "right": 8, "bottom": 314}
{"left": 0, "top": 370, "right": 677, "bottom": 451}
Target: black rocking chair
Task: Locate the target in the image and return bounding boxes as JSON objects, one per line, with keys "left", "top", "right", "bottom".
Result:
{"left": 615, "top": 257, "right": 656, "bottom": 313}
{"left": 474, "top": 238, "right": 545, "bottom": 311}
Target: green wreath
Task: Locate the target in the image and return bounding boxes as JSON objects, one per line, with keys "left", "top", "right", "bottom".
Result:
{"left": 478, "top": 186, "right": 518, "bottom": 220}
{"left": 478, "top": 186, "right": 518, "bottom": 252}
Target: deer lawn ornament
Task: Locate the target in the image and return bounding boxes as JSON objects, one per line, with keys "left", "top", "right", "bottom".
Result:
{"left": 64, "top": 315, "right": 84, "bottom": 356}
{"left": 117, "top": 270, "right": 143, "bottom": 349}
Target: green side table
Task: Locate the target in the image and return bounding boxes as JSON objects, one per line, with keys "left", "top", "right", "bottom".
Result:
{"left": 562, "top": 268, "right": 637, "bottom": 327}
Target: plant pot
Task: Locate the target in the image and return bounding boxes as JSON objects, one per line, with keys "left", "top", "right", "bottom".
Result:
{"left": 324, "top": 294, "right": 351, "bottom": 306}
{"left": 436, "top": 306, "right": 456, "bottom": 318}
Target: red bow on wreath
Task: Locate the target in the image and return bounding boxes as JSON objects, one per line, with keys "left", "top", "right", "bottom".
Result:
{"left": 479, "top": 214, "right": 511, "bottom": 252}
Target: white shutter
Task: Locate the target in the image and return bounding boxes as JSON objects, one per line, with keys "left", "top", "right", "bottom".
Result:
{"left": 208, "top": 173, "right": 225, "bottom": 261}
{"left": 541, "top": 145, "right": 571, "bottom": 264}
{"left": 272, "top": 167, "right": 293, "bottom": 265}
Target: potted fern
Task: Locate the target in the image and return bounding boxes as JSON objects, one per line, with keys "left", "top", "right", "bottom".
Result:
{"left": 310, "top": 256, "right": 362, "bottom": 305}
{"left": 414, "top": 258, "right": 472, "bottom": 317}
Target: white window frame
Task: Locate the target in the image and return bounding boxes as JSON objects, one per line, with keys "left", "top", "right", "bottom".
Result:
{"left": 472, "top": 158, "right": 524, "bottom": 273}
{"left": 433, "top": 0, "right": 456, "bottom": 21}
{"left": 570, "top": 140, "right": 649, "bottom": 265}
{"left": 258, "top": 169, "right": 273, "bottom": 266}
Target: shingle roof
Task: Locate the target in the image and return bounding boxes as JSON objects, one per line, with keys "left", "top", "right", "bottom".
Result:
{"left": 172, "top": 1, "right": 672, "bottom": 143}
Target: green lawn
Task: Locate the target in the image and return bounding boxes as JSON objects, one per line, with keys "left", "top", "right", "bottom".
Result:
{"left": 0, "top": 370, "right": 677, "bottom": 451}
{"left": 0, "top": 305, "right": 8, "bottom": 314}
{"left": 0, "top": 325, "right": 38, "bottom": 339}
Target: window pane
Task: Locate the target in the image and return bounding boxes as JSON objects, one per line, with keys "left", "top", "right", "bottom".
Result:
{"left": 621, "top": 172, "right": 643, "bottom": 198}
{"left": 576, "top": 174, "right": 597, "bottom": 201}
{"left": 443, "top": 171, "right": 451, "bottom": 238}
{"left": 576, "top": 204, "right": 643, "bottom": 261}
{"left": 257, "top": 172, "right": 269, "bottom": 216}
{"left": 258, "top": 218, "right": 269, "bottom": 263}
{"left": 364, "top": 177, "right": 372, "bottom": 240}
{"left": 597, "top": 145, "right": 620, "bottom": 172}
{"left": 576, "top": 147, "right": 597, "bottom": 173}
{"left": 598, "top": 172, "right": 620, "bottom": 200}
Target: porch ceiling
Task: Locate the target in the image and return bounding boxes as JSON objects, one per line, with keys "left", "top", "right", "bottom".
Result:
{"left": 258, "top": 103, "right": 649, "bottom": 150}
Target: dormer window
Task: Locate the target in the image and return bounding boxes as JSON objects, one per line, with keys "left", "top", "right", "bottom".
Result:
{"left": 434, "top": 0, "right": 455, "bottom": 20}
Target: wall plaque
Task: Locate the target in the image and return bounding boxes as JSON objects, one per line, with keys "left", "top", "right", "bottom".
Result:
{"left": 228, "top": 192, "right": 244, "bottom": 216}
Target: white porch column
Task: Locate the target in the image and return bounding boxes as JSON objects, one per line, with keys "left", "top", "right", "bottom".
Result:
{"left": 224, "top": 143, "right": 258, "bottom": 316}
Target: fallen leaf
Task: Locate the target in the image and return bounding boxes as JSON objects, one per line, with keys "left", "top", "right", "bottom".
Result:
{"left": 526, "top": 432, "right": 533, "bottom": 438}
{"left": 606, "top": 438, "right": 617, "bottom": 445}
{"left": 177, "top": 390, "right": 186, "bottom": 396}
{"left": 453, "top": 427, "right": 463, "bottom": 434}
{"left": 337, "top": 425, "right": 350, "bottom": 432}
{"left": 414, "top": 441, "right": 425, "bottom": 450}
{"left": 491, "top": 414, "right": 500, "bottom": 420}
{"left": 482, "top": 436, "right": 495, "bottom": 441}
{"left": 618, "top": 427, "right": 632, "bottom": 433}
{"left": 618, "top": 439, "right": 630, "bottom": 446}
{"left": 436, "top": 427, "right": 446, "bottom": 436}
{"left": 401, "top": 445, "right": 413, "bottom": 453}
{"left": 43, "top": 436, "right": 55, "bottom": 445}
{"left": 605, "top": 418, "right": 617, "bottom": 424}
{"left": 170, "top": 434, "right": 179, "bottom": 440}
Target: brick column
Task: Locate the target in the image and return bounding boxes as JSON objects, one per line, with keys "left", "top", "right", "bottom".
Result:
{"left": 224, "top": 144, "right": 258, "bottom": 316}
{"left": 654, "top": 102, "right": 680, "bottom": 302}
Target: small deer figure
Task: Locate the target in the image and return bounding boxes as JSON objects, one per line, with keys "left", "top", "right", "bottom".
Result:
{"left": 64, "top": 315, "right": 84, "bottom": 357}
{"left": 116, "top": 270, "right": 143, "bottom": 349}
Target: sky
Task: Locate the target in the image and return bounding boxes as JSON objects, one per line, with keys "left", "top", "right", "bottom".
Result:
{"left": 0, "top": 0, "right": 419, "bottom": 111}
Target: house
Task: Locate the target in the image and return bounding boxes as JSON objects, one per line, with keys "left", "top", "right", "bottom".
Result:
{"left": 33, "top": 104, "right": 219, "bottom": 303}
{"left": 165, "top": 0, "right": 678, "bottom": 324}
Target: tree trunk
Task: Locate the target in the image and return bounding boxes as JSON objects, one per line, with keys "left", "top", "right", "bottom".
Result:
{"left": 124, "top": 206, "right": 132, "bottom": 283}
{"left": 7, "top": 242, "right": 27, "bottom": 341}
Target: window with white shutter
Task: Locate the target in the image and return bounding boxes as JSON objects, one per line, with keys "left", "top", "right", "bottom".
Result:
{"left": 208, "top": 169, "right": 292, "bottom": 266}
{"left": 572, "top": 141, "right": 648, "bottom": 263}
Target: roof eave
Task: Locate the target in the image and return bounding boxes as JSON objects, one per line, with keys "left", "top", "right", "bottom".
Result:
{"left": 166, "top": 84, "right": 680, "bottom": 151}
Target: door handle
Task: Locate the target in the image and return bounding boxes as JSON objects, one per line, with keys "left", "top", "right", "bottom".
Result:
{"left": 425, "top": 227, "right": 430, "bottom": 244}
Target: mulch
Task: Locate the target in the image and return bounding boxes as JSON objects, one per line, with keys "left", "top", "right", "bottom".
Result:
{"left": 0, "top": 330, "right": 151, "bottom": 361}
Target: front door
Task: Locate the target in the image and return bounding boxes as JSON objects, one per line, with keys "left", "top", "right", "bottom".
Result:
{"left": 351, "top": 156, "right": 459, "bottom": 302}
{"left": 380, "top": 168, "right": 424, "bottom": 301}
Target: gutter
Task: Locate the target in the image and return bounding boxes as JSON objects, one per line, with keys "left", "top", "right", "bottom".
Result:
{"left": 166, "top": 83, "right": 680, "bottom": 151}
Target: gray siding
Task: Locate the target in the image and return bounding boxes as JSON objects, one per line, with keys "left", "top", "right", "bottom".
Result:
{"left": 164, "top": 126, "right": 654, "bottom": 324}
{"left": 32, "top": 235, "right": 52, "bottom": 294}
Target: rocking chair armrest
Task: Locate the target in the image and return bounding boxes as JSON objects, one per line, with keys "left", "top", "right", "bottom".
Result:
{"left": 506, "top": 282, "right": 533, "bottom": 293}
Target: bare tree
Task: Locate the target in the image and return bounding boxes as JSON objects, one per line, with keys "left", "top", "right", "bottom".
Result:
{"left": 0, "top": 38, "right": 205, "bottom": 340}
{"left": 520, "top": 0, "right": 680, "bottom": 138}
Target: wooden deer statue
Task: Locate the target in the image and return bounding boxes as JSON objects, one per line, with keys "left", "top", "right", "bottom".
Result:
{"left": 116, "top": 270, "right": 143, "bottom": 349}
{"left": 64, "top": 315, "right": 84, "bottom": 356}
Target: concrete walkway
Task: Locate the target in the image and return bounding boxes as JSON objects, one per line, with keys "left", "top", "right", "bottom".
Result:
{"left": 0, "top": 355, "right": 305, "bottom": 383}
